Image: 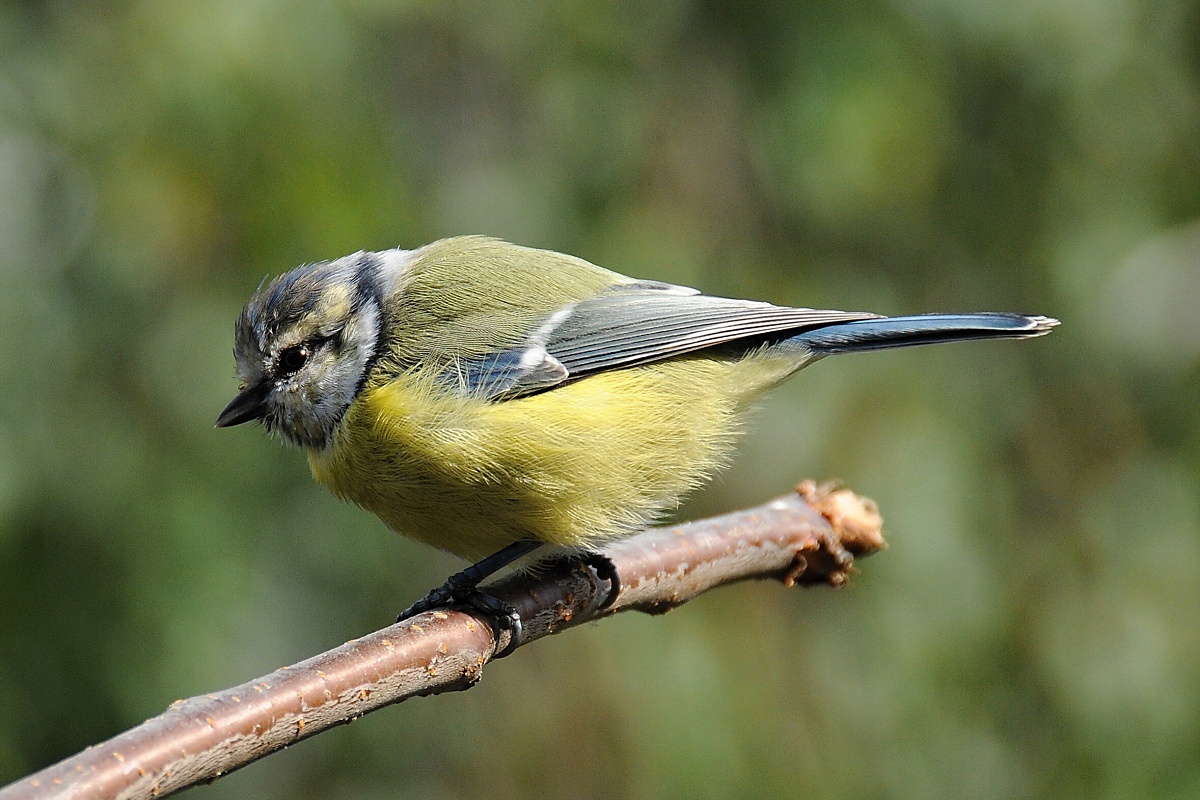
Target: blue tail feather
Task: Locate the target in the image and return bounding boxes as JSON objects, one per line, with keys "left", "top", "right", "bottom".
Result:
{"left": 789, "top": 313, "right": 1059, "bottom": 355}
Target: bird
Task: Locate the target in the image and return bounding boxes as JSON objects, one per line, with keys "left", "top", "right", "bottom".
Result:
{"left": 217, "top": 235, "right": 1057, "bottom": 651}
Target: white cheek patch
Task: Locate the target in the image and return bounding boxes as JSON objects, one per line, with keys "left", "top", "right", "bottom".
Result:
{"left": 314, "top": 300, "right": 381, "bottom": 428}
{"left": 265, "top": 298, "right": 383, "bottom": 450}
{"left": 342, "top": 301, "right": 380, "bottom": 379}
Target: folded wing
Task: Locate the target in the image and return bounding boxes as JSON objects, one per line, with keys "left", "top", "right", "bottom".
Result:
{"left": 446, "top": 282, "right": 879, "bottom": 400}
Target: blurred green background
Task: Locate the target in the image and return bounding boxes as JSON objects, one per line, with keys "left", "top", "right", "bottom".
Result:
{"left": 2, "top": 1, "right": 1198, "bottom": 798}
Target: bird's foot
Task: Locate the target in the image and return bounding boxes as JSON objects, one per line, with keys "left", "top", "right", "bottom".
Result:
{"left": 580, "top": 551, "right": 621, "bottom": 610}
{"left": 396, "top": 539, "right": 543, "bottom": 659}
{"left": 397, "top": 572, "right": 523, "bottom": 659}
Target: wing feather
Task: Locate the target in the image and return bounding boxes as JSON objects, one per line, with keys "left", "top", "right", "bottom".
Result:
{"left": 449, "top": 283, "right": 879, "bottom": 400}
{"left": 547, "top": 292, "right": 878, "bottom": 375}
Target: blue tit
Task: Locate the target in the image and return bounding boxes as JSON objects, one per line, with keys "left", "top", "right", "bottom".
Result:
{"left": 218, "top": 236, "right": 1056, "bottom": 641}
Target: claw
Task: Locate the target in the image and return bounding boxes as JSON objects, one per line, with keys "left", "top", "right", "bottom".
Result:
{"left": 396, "top": 539, "right": 544, "bottom": 658}
{"left": 397, "top": 583, "right": 525, "bottom": 658}
{"left": 581, "top": 551, "right": 621, "bottom": 610}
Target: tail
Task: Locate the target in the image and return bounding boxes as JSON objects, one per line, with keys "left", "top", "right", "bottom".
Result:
{"left": 790, "top": 313, "right": 1059, "bottom": 355}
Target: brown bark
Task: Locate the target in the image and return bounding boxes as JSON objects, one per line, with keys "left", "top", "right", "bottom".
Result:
{"left": 0, "top": 481, "right": 884, "bottom": 800}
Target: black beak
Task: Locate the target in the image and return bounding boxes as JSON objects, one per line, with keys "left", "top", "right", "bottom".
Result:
{"left": 215, "top": 384, "right": 269, "bottom": 428}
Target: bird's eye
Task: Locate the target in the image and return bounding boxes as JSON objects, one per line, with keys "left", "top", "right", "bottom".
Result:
{"left": 278, "top": 345, "right": 310, "bottom": 376}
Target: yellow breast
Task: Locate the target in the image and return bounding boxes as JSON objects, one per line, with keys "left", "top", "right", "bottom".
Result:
{"left": 308, "top": 353, "right": 798, "bottom": 560}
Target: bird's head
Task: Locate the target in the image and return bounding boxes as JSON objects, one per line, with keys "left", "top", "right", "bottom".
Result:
{"left": 216, "top": 251, "right": 411, "bottom": 449}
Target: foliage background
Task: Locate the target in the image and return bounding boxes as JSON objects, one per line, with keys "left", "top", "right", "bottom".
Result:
{"left": 2, "top": 2, "right": 1198, "bottom": 798}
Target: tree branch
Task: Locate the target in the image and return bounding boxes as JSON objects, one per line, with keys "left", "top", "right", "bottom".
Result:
{"left": 1, "top": 481, "right": 884, "bottom": 800}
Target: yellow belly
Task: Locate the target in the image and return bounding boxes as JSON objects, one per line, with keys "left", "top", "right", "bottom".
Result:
{"left": 308, "top": 353, "right": 799, "bottom": 560}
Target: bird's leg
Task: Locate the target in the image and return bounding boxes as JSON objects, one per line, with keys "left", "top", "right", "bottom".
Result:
{"left": 398, "top": 538, "right": 543, "bottom": 658}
